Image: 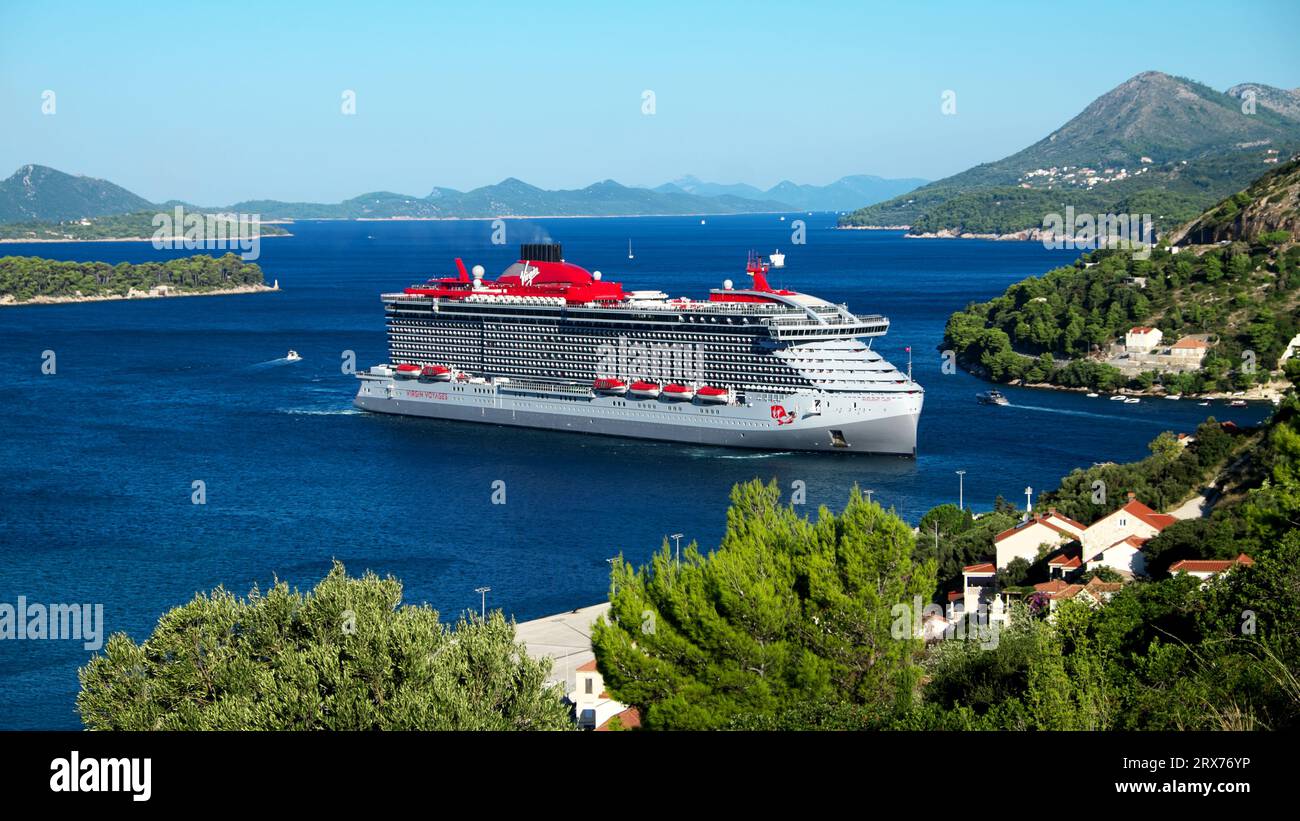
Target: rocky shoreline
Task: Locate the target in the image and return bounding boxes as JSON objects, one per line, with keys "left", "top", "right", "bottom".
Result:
{"left": 0, "top": 282, "right": 279, "bottom": 307}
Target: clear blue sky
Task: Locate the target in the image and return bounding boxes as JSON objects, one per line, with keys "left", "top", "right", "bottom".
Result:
{"left": 2, "top": 0, "right": 1297, "bottom": 204}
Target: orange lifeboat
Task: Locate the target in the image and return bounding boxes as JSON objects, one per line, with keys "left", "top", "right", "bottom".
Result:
{"left": 662, "top": 384, "right": 695, "bottom": 401}
{"left": 696, "top": 386, "right": 729, "bottom": 404}
{"left": 628, "top": 380, "right": 661, "bottom": 399}
{"left": 593, "top": 378, "right": 628, "bottom": 396}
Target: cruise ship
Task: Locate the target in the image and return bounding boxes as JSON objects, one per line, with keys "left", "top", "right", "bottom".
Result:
{"left": 354, "top": 243, "right": 923, "bottom": 454}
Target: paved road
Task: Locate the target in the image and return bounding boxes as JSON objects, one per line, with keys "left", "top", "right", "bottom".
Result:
{"left": 514, "top": 602, "right": 610, "bottom": 694}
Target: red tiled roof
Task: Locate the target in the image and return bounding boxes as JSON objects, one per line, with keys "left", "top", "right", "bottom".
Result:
{"left": 576, "top": 659, "right": 598, "bottom": 672}
{"left": 1171, "top": 337, "right": 1209, "bottom": 349}
{"left": 1048, "top": 553, "right": 1082, "bottom": 568}
{"left": 1034, "top": 579, "right": 1071, "bottom": 594}
{"left": 1129, "top": 326, "right": 1157, "bottom": 334}
{"left": 1120, "top": 500, "right": 1176, "bottom": 531}
{"left": 1169, "top": 553, "right": 1254, "bottom": 574}
{"left": 963, "top": 562, "right": 996, "bottom": 574}
{"left": 1045, "top": 511, "right": 1087, "bottom": 532}
{"left": 1106, "top": 534, "right": 1150, "bottom": 552}
{"left": 595, "top": 707, "right": 641, "bottom": 731}
{"left": 946, "top": 590, "right": 963, "bottom": 602}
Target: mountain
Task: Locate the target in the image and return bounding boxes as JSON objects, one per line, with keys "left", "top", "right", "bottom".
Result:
{"left": 0, "top": 165, "right": 794, "bottom": 223}
{"left": 227, "top": 178, "right": 792, "bottom": 219}
{"left": 843, "top": 72, "right": 1300, "bottom": 235}
{"left": 0, "top": 165, "right": 153, "bottom": 223}
{"left": 657, "top": 173, "right": 927, "bottom": 211}
{"left": 1227, "top": 82, "right": 1300, "bottom": 121}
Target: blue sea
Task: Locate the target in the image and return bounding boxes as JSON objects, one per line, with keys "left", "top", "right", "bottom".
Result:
{"left": 0, "top": 214, "right": 1272, "bottom": 728}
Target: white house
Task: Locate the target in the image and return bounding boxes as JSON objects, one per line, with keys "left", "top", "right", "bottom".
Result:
{"left": 571, "top": 660, "right": 634, "bottom": 730}
{"left": 961, "top": 562, "right": 997, "bottom": 616}
{"left": 1125, "top": 326, "right": 1163, "bottom": 352}
{"left": 1079, "top": 494, "right": 1176, "bottom": 577}
{"left": 1168, "top": 336, "right": 1209, "bottom": 364}
{"left": 992, "top": 510, "right": 1086, "bottom": 569}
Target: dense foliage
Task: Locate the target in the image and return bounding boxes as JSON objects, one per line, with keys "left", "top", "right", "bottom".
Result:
{"left": 0, "top": 252, "right": 266, "bottom": 301}
{"left": 590, "top": 481, "right": 936, "bottom": 730}
{"left": 943, "top": 239, "right": 1300, "bottom": 393}
{"left": 76, "top": 563, "right": 573, "bottom": 730}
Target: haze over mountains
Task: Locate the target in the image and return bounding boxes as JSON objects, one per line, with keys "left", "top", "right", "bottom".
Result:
{"left": 0, "top": 165, "right": 925, "bottom": 225}
{"left": 842, "top": 72, "right": 1300, "bottom": 236}
{"left": 653, "top": 174, "right": 929, "bottom": 212}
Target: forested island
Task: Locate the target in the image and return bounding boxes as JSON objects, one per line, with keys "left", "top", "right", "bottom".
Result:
{"left": 942, "top": 159, "right": 1300, "bottom": 396}
{"left": 0, "top": 210, "right": 290, "bottom": 242}
{"left": 0, "top": 253, "right": 273, "bottom": 305}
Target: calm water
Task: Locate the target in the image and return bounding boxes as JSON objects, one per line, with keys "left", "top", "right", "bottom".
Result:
{"left": 0, "top": 214, "right": 1272, "bottom": 728}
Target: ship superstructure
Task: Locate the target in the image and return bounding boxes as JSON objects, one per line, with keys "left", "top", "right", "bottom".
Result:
{"left": 354, "top": 243, "right": 923, "bottom": 454}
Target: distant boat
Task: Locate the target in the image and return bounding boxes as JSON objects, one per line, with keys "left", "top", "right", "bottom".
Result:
{"left": 1124, "top": 397, "right": 1141, "bottom": 404}
{"left": 1109, "top": 395, "right": 1126, "bottom": 401}
{"left": 1086, "top": 392, "right": 1099, "bottom": 398}
{"left": 628, "top": 239, "right": 634, "bottom": 260}
{"left": 285, "top": 350, "right": 302, "bottom": 362}
{"left": 769, "top": 250, "right": 786, "bottom": 268}
{"left": 1165, "top": 394, "right": 1182, "bottom": 400}
{"left": 977, "top": 390, "right": 1009, "bottom": 406}
{"left": 700, "top": 219, "right": 706, "bottom": 225}
{"left": 779, "top": 215, "right": 786, "bottom": 221}
{"left": 1198, "top": 401, "right": 1211, "bottom": 406}
{"left": 1229, "top": 399, "right": 1248, "bottom": 407}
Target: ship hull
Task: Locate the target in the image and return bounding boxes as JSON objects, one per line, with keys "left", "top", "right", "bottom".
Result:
{"left": 354, "top": 377, "right": 921, "bottom": 455}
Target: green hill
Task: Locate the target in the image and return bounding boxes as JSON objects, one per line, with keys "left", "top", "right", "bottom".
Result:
{"left": 941, "top": 157, "right": 1300, "bottom": 395}
{"left": 0, "top": 165, "right": 153, "bottom": 223}
{"left": 843, "top": 73, "right": 1300, "bottom": 235}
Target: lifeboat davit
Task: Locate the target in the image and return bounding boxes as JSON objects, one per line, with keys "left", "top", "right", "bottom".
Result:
{"left": 420, "top": 365, "right": 453, "bottom": 382}
{"left": 394, "top": 363, "right": 421, "bottom": 379}
{"left": 593, "top": 378, "right": 628, "bottom": 396}
{"left": 629, "top": 380, "right": 661, "bottom": 399}
{"left": 662, "top": 383, "right": 695, "bottom": 401}
{"left": 696, "top": 386, "right": 729, "bottom": 404}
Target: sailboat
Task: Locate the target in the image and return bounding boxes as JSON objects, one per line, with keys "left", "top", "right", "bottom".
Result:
{"left": 627, "top": 239, "right": 634, "bottom": 260}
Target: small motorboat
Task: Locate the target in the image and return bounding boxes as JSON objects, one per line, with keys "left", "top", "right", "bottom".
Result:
{"left": 593, "top": 378, "right": 628, "bottom": 396}
{"left": 977, "top": 390, "right": 1009, "bottom": 406}
{"left": 769, "top": 250, "right": 786, "bottom": 268}
{"left": 1124, "top": 397, "right": 1141, "bottom": 404}
{"left": 420, "top": 365, "right": 453, "bottom": 382}
{"left": 1198, "top": 401, "right": 1211, "bottom": 406}
{"left": 628, "top": 380, "right": 661, "bottom": 399}
{"left": 394, "top": 363, "right": 422, "bottom": 379}
{"left": 662, "top": 383, "right": 695, "bottom": 401}
{"left": 1086, "top": 392, "right": 1099, "bottom": 398}
{"left": 696, "top": 386, "right": 729, "bottom": 404}
{"left": 1165, "top": 394, "right": 1182, "bottom": 400}
{"left": 1109, "top": 395, "right": 1127, "bottom": 401}
{"left": 285, "top": 350, "right": 302, "bottom": 362}
{"left": 1229, "top": 399, "right": 1248, "bottom": 407}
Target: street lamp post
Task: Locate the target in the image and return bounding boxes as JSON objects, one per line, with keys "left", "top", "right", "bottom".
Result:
{"left": 474, "top": 586, "right": 491, "bottom": 621}
{"left": 669, "top": 533, "right": 684, "bottom": 565}
{"left": 956, "top": 470, "right": 966, "bottom": 511}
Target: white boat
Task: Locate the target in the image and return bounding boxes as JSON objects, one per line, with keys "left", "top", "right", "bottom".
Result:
{"left": 1165, "top": 394, "right": 1181, "bottom": 400}
{"left": 977, "top": 390, "right": 1009, "bottom": 406}
{"left": 285, "top": 350, "right": 302, "bottom": 362}
{"left": 769, "top": 250, "right": 786, "bottom": 268}
{"left": 1124, "top": 397, "right": 1141, "bottom": 404}
{"left": 1198, "top": 401, "right": 1211, "bottom": 406}
{"left": 1109, "top": 395, "right": 1126, "bottom": 401}
{"left": 627, "top": 239, "right": 634, "bottom": 260}
{"left": 1229, "top": 399, "right": 1248, "bottom": 407}
{"left": 1086, "top": 392, "right": 1099, "bottom": 398}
